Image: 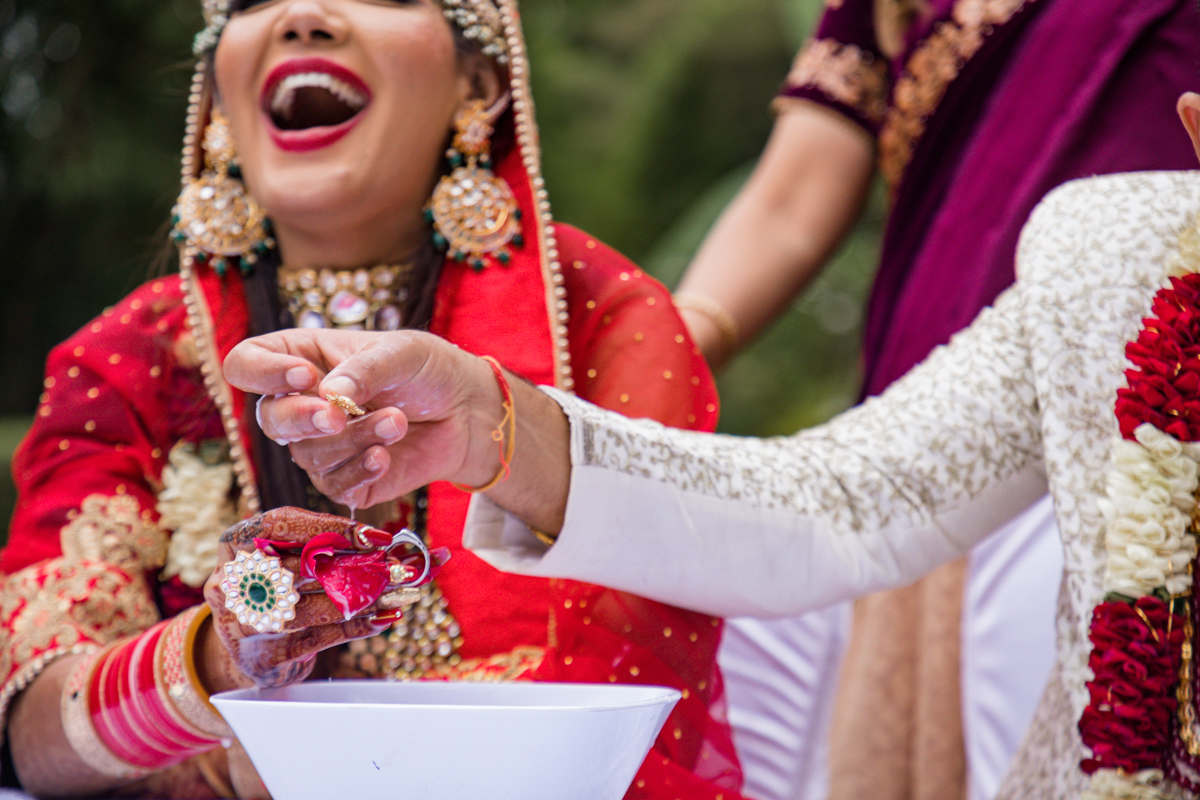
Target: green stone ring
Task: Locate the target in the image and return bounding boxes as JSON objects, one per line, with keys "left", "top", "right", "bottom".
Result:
{"left": 220, "top": 549, "right": 299, "bottom": 633}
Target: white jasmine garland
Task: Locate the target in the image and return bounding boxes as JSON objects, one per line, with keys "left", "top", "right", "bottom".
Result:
{"left": 1083, "top": 770, "right": 1169, "bottom": 800}
{"left": 1083, "top": 215, "right": 1200, "bottom": 800}
{"left": 1099, "top": 424, "right": 1199, "bottom": 598}
{"left": 157, "top": 442, "right": 240, "bottom": 588}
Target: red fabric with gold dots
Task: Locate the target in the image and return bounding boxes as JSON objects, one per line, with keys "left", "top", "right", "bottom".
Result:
{"left": 427, "top": 222, "right": 738, "bottom": 799}
{"left": 2, "top": 230, "right": 743, "bottom": 798}
{"left": 3, "top": 276, "right": 219, "bottom": 577}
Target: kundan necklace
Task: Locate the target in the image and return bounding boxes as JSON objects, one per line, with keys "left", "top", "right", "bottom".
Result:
{"left": 278, "top": 263, "right": 413, "bottom": 331}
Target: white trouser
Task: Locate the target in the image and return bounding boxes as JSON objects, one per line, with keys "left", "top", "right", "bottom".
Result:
{"left": 718, "top": 495, "right": 1062, "bottom": 800}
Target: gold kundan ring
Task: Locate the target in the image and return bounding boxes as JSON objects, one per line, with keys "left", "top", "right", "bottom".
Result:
{"left": 220, "top": 550, "right": 299, "bottom": 633}
{"left": 325, "top": 394, "right": 366, "bottom": 417}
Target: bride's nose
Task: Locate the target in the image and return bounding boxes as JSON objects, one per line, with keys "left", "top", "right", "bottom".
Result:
{"left": 275, "top": 1, "right": 349, "bottom": 45}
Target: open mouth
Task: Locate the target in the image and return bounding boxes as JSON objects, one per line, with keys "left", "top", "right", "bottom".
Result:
{"left": 261, "top": 59, "right": 372, "bottom": 139}
{"left": 269, "top": 72, "right": 369, "bottom": 130}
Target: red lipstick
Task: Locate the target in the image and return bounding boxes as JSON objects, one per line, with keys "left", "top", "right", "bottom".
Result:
{"left": 260, "top": 58, "right": 372, "bottom": 153}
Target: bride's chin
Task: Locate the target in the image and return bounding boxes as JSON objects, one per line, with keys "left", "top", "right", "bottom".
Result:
{"left": 253, "top": 171, "right": 363, "bottom": 220}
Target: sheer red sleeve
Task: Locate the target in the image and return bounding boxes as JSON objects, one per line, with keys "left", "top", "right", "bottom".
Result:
{"left": 536, "top": 226, "right": 744, "bottom": 800}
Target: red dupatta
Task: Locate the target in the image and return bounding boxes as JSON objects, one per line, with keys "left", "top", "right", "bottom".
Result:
{"left": 3, "top": 0, "right": 744, "bottom": 794}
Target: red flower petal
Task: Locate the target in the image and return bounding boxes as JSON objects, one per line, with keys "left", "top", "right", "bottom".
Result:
{"left": 300, "top": 532, "right": 390, "bottom": 619}
{"left": 312, "top": 550, "right": 391, "bottom": 620}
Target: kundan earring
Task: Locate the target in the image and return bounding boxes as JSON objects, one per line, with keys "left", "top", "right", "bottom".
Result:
{"left": 427, "top": 100, "right": 523, "bottom": 272}
{"left": 172, "top": 109, "right": 275, "bottom": 277}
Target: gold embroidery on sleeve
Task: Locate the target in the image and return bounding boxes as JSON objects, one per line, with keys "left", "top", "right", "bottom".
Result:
{"left": 783, "top": 38, "right": 889, "bottom": 127}
{"left": 61, "top": 493, "right": 168, "bottom": 572}
{"left": 0, "top": 493, "right": 166, "bottom": 733}
{"left": 878, "top": 0, "right": 1037, "bottom": 189}
{"left": 0, "top": 558, "right": 161, "bottom": 732}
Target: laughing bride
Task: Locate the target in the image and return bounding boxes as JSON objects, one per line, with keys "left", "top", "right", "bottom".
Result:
{"left": 0, "top": 2, "right": 748, "bottom": 798}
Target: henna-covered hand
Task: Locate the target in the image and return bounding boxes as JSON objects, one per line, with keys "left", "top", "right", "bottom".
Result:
{"left": 203, "top": 509, "right": 420, "bottom": 689}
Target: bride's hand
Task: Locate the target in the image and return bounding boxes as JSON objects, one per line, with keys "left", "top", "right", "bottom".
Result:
{"left": 199, "top": 509, "right": 417, "bottom": 690}
{"left": 224, "top": 329, "right": 506, "bottom": 509}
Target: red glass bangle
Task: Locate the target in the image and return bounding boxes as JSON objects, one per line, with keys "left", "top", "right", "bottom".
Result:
{"left": 111, "top": 633, "right": 186, "bottom": 763}
{"left": 76, "top": 610, "right": 228, "bottom": 777}
{"left": 130, "top": 622, "right": 218, "bottom": 751}
{"left": 126, "top": 623, "right": 215, "bottom": 755}
{"left": 91, "top": 639, "right": 165, "bottom": 768}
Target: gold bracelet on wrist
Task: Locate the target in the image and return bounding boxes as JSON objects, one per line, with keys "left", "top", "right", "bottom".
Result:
{"left": 529, "top": 526, "right": 558, "bottom": 548}
{"left": 673, "top": 293, "right": 740, "bottom": 350}
{"left": 157, "top": 605, "right": 234, "bottom": 741}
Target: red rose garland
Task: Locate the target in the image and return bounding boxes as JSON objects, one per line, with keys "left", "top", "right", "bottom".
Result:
{"left": 1080, "top": 597, "right": 1183, "bottom": 775}
{"left": 1081, "top": 271, "right": 1200, "bottom": 797}
{"left": 1116, "top": 275, "right": 1200, "bottom": 442}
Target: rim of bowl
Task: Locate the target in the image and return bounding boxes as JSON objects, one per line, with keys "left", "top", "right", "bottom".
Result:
{"left": 212, "top": 681, "right": 683, "bottom": 713}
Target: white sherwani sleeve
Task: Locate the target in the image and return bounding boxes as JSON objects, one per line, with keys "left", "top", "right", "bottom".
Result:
{"left": 464, "top": 286, "right": 1048, "bottom": 618}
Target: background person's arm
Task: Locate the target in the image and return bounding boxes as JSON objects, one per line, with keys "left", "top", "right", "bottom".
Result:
{"left": 676, "top": 105, "right": 874, "bottom": 369}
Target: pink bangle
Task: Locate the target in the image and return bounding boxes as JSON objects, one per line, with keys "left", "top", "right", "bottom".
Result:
{"left": 129, "top": 623, "right": 218, "bottom": 749}
{"left": 60, "top": 606, "right": 229, "bottom": 779}
{"left": 62, "top": 647, "right": 152, "bottom": 780}
{"left": 99, "top": 637, "right": 183, "bottom": 768}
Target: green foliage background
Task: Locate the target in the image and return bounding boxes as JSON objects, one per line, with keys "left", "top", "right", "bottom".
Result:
{"left": 0, "top": 0, "right": 882, "bottom": 529}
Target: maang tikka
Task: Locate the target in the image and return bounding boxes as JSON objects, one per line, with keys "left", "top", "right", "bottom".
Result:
{"left": 427, "top": 100, "right": 523, "bottom": 272}
{"left": 172, "top": 110, "right": 275, "bottom": 277}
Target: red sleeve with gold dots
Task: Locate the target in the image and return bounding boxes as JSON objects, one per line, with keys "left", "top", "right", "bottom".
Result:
{"left": 0, "top": 277, "right": 223, "bottom": 731}
{"left": 559, "top": 224, "right": 719, "bottom": 433}
{"left": 538, "top": 225, "right": 744, "bottom": 800}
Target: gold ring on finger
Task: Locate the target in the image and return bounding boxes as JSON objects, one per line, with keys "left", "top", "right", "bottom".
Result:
{"left": 325, "top": 394, "right": 366, "bottom": 417}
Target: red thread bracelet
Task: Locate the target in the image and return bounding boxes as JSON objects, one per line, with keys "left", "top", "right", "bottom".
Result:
{"left": 454, "top": 355, "right": 516, "bottom": 493}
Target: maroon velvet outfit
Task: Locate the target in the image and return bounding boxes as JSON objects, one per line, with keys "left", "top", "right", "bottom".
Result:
{"left": 775, "top": 0, "right": 1200, "bottom": 797}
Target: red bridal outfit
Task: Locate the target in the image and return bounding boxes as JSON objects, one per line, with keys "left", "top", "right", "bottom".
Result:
{"left": 0, "top": 1, "right": 744, "bottom": 797}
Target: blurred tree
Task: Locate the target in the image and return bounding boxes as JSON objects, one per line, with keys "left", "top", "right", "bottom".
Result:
{"left": 0, "top": 0, "right": 878, "bottom": 531}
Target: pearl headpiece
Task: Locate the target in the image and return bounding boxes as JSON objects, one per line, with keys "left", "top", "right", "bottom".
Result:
{"left": 194, "top": 0, "right": 508, "bottom": 63}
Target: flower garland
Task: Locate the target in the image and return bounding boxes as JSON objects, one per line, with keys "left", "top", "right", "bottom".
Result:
{"left": 1080, "top": 219, "right": 1200, "bottom": 800}
{"left": 157, "top": 440, "right": 240, "bottom": 588}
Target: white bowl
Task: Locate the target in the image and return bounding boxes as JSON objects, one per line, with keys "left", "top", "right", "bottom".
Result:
{"left": 212, "top": 681, "right": 680, "bottom": 800}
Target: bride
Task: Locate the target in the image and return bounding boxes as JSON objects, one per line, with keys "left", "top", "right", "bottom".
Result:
{"left": 0, "top": 1, "right": 747, "bottom": 798}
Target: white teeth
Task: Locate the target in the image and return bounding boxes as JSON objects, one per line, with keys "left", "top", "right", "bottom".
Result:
{"left": 270, "top": 72, "right": 368, "bottom": 119}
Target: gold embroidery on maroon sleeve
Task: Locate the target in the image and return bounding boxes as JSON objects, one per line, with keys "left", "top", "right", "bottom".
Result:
{"left": 782, "top": 38, "right": 889, "bottom": 127}
{"left": 878, "top": 0, "right": 1037, "bottom": 189}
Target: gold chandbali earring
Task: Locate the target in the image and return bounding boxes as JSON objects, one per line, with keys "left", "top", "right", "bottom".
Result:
{"left": 427, "top": 100, "right": 523, "bottom": 272}
{"left": 172, "top": 109, "right": 275, "bottom": 277}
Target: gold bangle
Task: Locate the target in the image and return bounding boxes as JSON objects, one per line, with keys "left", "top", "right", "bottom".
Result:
{"left": 673, "top": 293, "right": 740, "bottom": 350}
{"left": 529, "top": 527, "right": 558, "bottom": 548}
{"left": 157, "top": 605, "right": 233, "bottom": 740}
{"left": 61, "top": 647, "right": 153, "bottom": 780}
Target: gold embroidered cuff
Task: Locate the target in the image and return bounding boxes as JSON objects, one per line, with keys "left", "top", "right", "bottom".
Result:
{"left": 782, "top": 39, "right": 888, "bottom": 127}
{"left": 156, "top": 605, "right": 233, "bottom": 741}
{"left": 61, "top": 647, "right": 152, "bottom": 780}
